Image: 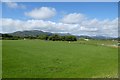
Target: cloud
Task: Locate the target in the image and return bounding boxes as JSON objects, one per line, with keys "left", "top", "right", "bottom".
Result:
{"left": 61, "top": 13, "right": 86, "bottom": 24}
{"left": 2, "top": 18, "right": 118, "bottom": 37}
{"left": 1, "top": 18, "right": 75, "bottom": 33}
{"left": 5, "top": 2, "right": 26, "bottom": 9}
{"left": 25, "top": 7, "right": 56, "bottom": 19}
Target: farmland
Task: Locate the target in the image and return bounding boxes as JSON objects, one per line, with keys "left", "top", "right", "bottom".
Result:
{"left": 0, "top": 40, "right": 2, "bottom": 79}
{"left": 2, "top": 40, "right": 118, "bottom": 78}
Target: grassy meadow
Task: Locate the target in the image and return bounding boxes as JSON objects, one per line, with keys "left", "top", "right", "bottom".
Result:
{"left": 2, "top": 40, "right": 118, "bottom": 78}
{"left": 0, "top": 40, "right": 2, "bottom": 79}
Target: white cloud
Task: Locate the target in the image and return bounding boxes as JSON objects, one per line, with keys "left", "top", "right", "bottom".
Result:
{"left": 25, "top": 7, "right": 56, "bottom": 19}
{"left": 1, "top": 18, "right": 118, "bottom": 37}
{"left": 61, "top": 13, "right": 86, "bottom": 24}
{"left": 5, "top": 2, "right": 26, "bottom": 9}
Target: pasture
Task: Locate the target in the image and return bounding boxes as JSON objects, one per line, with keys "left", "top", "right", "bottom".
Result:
{"left": 0, "top": 40, "right": 2, "bottom": 79}
{"left": 2, "top": 40, "right": 118, "bottom": 78}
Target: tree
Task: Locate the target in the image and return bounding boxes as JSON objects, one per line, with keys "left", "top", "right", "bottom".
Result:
{"left": 2, "top": 34, "right": 13, "bottom": 40}
{"left": 65, "top": 36, "right": 77, "bottom": 41}
{"left": 61, "top": 36, "right": 66, "bottom": 41}
{"left": 38, "top": 35, "right": 49, "bottom": 40}
{"left": 48, "top": 35, "right": 77, "bottom": 41}
{"left": 49, "top": 34, "right": 61, "bottom": 41}
{"left": 2, "top": 34, "right": 23, "bottom": 40}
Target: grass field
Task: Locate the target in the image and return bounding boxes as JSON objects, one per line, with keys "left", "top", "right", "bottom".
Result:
{"left": 0, "top": 40, "right": 2, "bottom": 79}
{"left": 2, "top": 40, "right": 118, "bottom": 78}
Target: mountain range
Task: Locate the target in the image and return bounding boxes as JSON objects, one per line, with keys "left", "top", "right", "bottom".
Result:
{"left": 0, "top": 30, "right": 117, "bottom": 39}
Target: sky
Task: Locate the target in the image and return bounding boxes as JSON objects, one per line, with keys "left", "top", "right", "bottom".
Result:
{"left": 1, "top": 2, "right": 118, "bottom": 37}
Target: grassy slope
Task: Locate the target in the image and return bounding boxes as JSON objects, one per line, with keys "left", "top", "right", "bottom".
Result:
{"left": 2, "top": 40, "right": 118, "bottom": 78}
{"left": 0, "top": 40, "right": 2, "bottom": 79}
{"left": 77, "top": 39, "right": 118, "bottom": 46}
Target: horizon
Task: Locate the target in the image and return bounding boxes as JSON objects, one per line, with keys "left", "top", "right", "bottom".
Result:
{"left": 1, "top": 2, "right": 118, "bottom": 37}
{"left": 1, "top": 30, "right": 118, "bottom": 38}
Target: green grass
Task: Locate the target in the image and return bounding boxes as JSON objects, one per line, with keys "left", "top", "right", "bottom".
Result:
{"left": 0, "top": 40, "right": 2, "bottom": 79}
{"left": 2, "top": 40, "right": 118, "bottom": 78}
{"left": 77, "top": 39, "right": 118, "bottom": 46}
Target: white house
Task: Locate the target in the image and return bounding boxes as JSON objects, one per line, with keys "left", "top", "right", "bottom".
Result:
{"left": 84, "top": 39, "right": 89, "bottom": 41}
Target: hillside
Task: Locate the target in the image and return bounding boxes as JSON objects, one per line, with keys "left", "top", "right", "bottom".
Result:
{"left": 1, "top": 30, "right": 117, "bottom": 40}
{"left": 9, "top": 30, "right": 52, "bottom": 37}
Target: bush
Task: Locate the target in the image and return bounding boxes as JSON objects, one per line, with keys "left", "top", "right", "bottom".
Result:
{"left": 48, "top": 34, "right": 77, "bottom": 41}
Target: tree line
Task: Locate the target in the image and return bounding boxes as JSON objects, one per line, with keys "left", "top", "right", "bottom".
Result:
{"left": 2, "top": 34, "right": 77, "bottom": 41}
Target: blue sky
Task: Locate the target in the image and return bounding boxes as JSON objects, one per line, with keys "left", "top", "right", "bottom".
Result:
{"left": 1, "top": 2, "right": 118, "bottom": 37}
{"left": 2, "top": 2, "right": 118, "bottom": 21}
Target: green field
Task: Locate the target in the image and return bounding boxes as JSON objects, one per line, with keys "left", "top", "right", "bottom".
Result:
{"left": 2, "top": 40, "right": 118, "bottom": 78}
{"left": 0, "top": 40, "right": 2, "bottom": 79}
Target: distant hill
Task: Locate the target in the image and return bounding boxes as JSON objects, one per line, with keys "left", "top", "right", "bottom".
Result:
{"left": 77, "top": 35, "right": 116, "bottom": 40}
{"left": 6, "top": 30, "right": 73, "bottom": 37}
{"left": 56, "top": 33, "right": 72, "bottom": 36}
{"left": 91, "top": 36, "right": 114, "bottom": 39}
{"left": 76, "top": 35, "right": 92, "bottom": 39}
{"left": 9, "top": 30, "right": 53, "bottom": 37}
{"left": 1, "top": 30, "right": 117, "bottom": 40}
